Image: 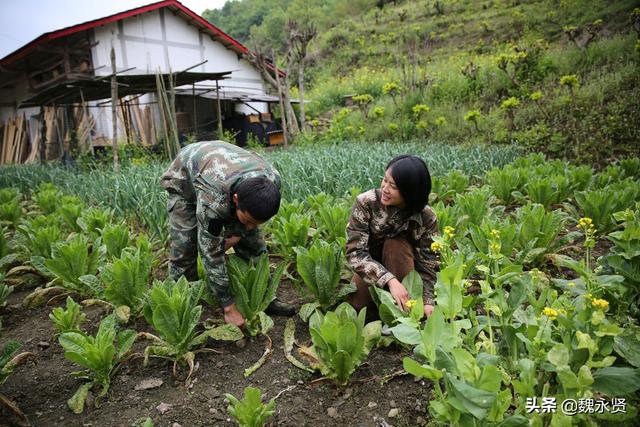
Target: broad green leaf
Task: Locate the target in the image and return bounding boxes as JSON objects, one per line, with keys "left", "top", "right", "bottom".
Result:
{"left": 447, "top": 373, "right": 497, "bottom": 420}
{"left": 548, "top": 344, "right": 570, "bottom": 367}
{"left": 403, "top": 357, "right": 443, "bottom": 381}
{"left": 592, "top": 367, "right": 640, "bottom": 395}
{"left": 389, "top": 323, "right": 421, "bottom": 346}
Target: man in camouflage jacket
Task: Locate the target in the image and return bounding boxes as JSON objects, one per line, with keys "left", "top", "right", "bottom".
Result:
{"left": 160, "top": 140, "right": 293, "bottom": 327}
{"left": 346, "top": 188, "right": 439, "bottom": 315}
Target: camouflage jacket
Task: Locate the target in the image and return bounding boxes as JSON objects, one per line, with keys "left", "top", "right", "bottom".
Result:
{"left": 345, "top": 189, "right": 439, "bottom": 301}
{"left": 160, "top": 140, "right": 281, "bottom": 307}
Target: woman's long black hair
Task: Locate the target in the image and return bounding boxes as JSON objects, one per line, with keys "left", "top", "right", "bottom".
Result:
{"left": 386, "top": 155, "right": 431, "bottom": 214}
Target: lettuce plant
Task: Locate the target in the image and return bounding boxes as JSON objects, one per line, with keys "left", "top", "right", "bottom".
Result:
{"left": 59, "top": 314, "right": 135, "bottom": 413}
{"left": 0, "top": 280, "right": 13, "bottom": 308}
{"left": 299, "top": 302, "right": 381, "bottom": 385}
{"left": 0, "top": 201, "right": 22, "bottom": 227}
{"left": 33, "top": 186, "right": 61, "bottom": 215}
{"left": 16, "top": 222, "right": 62, "bottom": 259}
{"left": 315, "top": 204, "right": 349, "bottom": 244}
{"left": 77, "top": 207, "right": 112, "bottom": 237}
{"left": 101, "top": 222, "right": 131, "bottom": 259}
{"left": 485, "top": 165, "right": 526, "bottom": 206}
{"left": 49, "top": 296, "right": 86, "bottom": 334}
{"left": 57, "top": 195, "right": 84, "bottom": 232}
{"left": 295, "top": 240, "right": 353, "bottom": 319}
{"left": 575, "top": 184, "right": 640, "bottom": 235}
{"left": 43, "top": 234, "right": 101, "bottom": 295}
{"left": 270, "top": 213, "right": 311, "bottom": 261}
{"left": 0, "top": 188, "right": 20, "bottom": 205}
{"left": 141, "top": 277, "right": 242, "bottom": 380}
{"left": 101, "top": 238, "right": 153, "bottom": 315}
{"left": 512, "top": 203, "right": 578, "bottom": 267}
{"left": 225, "top": 386, "right": 276, "bottom": 427}
{"left": 227, "top": 254, "right": 285, "bottom": 336}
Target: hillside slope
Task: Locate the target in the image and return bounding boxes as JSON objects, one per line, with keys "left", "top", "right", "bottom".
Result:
{"left": 205, "top": 0, "right": 640, "bottom": 164}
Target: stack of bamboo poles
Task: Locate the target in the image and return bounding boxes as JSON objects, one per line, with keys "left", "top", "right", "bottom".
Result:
{"left": 130, "top": 103, "right": 156, "bottom": 146}
{"left": 73, "top": 103, "right": 96, "bottom": 155}
{"left": 0, "top": 115, "right": 28, "bottom": 165}
{"left": 44, "top": 106, "right": 61, "bottom": 160}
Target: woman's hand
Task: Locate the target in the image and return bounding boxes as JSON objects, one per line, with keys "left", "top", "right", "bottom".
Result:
{"left": 388, "top": 278, "right": 410, "bottom": 311}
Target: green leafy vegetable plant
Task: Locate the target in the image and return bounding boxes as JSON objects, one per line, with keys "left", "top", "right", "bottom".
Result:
{"left": 58, "top": 314, "right": 136, "bottom": 413}
{"left": 296, "top": 240, "right": 353, "bottom": 320}
{"left": 101, "top": 222, "right": 131, "bottom": 259}
{"left": 371, "top": 271, "right": 424, "bottom": 345}
{"left": 512, "top": 203, "right": 578, "bottom": 266}
{"left": 227, "top": 254, "right": 285, "bottom": 336}
{"left": 225, "top": 386, "right": 276, "bottom": 427}
{"left": 0, "top": 201, "right": 22, "bottom": 227}
{"left": 299, "top": 302, "right": 381, "bottom": 385}
{"left": 141, "top": 277, "right": 242, "bottom": 380}
{"left": 315, "top": 203, "right": 349, "bottom": 244}
{"left": 49, "top": 296, "right": 86, "bottom": 334}
{"left": 101, "top": 237, "right": 153, "bottom": 315}
{"left": 43, "top": 234, "right": 101, "bottom": 295}
{"left": 270, "top": 213, "right": 311, "bottom": 262}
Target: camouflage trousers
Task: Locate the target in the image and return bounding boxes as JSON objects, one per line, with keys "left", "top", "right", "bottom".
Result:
{"left": 347, "top": 237, "right": 434, "bottom": 314}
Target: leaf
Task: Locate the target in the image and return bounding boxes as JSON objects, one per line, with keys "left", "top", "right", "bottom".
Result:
{"left": 403, "top": 357, "right": 443, "bottom": 381}
{"left": 592, "top": 367, "right": 640, "bottom": 395}
{"left": 547, "top": 344, "right": 570, "bottom": 367}
{"left": 114, "top": 305, "right": 131, "bottom": 324}
{"left": 258, "top": 311, "right": 274, "bottom": 335}
{"left": 614, "top": 331, "right": 640, "bottom": 367}
{"left": 284, "top": 318, "right": 313, "bottom": 372}
{"left": 446, "top": 373, "right": 497, "bottom": 420}
{"left": 389, "top": 323, "right": 421, "bottom": 346}
{"left": 151, "top": 304, "right": 180, "bottom": 345}
{"left": 299, "top": 302, "right": 320, "bottom": 322}
{"left": 435, "top": 259, "right": 464, "bottom": 319}
{"left": 67, "top": 382, "right": 93, "bottom": 414}
{"left": 333, "top": 350, "right": 354, "bottom": 385}
{"left": 203, "top": 324, "right": 244, "bottom": 342}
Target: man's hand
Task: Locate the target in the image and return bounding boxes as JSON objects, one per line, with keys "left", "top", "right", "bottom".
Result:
{"left": 388, "top": 278, "right": 410, "bottom": 311}
{"left": 223, "top": 303, "right": 245, "bottom": 328}
{"left": 424, "top": 304, "right": 434, "bottom": 318}
{"left": 224, "top": 235, "right": 241, "bottom": 251}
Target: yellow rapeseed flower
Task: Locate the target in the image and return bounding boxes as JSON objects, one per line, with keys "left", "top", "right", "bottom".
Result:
{"left": 444, "top": 226, "right": 455, "bottom": 238}
{"left": 567, "top": 282, "right": 576, "bottom": 287}
{"left": 591, "top": 298, "right": 609, "bottom": 311}
{"left": 578, "top": 217, "right": 593, "bottom": 228}
{"left": 405, "top": 299, "right": 417, "bottom": 310}
{"left": 431, "top": 242, "right": 443, "bottom": 252}
{"left": 585, "top": 293, "right": 592, "bottom": 300}
{"left": 490, "top": 229, "right": 501, "bottom": 239}
{"left": 543, "top": 307, "right": 558, "bottom": 320}
{"left": 489, "top": 242, "right": 501, "bottom": 253}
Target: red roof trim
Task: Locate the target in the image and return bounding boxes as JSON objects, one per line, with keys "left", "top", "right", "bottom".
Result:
{"left": 0, "top": 0, "right": 248, "bottom": 66}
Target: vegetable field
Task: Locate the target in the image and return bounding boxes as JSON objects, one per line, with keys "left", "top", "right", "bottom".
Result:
{"left": 1, "top": 145, "right": 639, "bottom": 427}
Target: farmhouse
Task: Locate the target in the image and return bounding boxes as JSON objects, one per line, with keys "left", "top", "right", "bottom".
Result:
{"left": 0, "top": 0, "right": 283, "bottom": 164}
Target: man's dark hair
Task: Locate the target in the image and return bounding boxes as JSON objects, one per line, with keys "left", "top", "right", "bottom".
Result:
{"left": 235, "top": 177, "right": 281, "bottom": 221}
{"left": 386, "top": 155, "right": 431, "bottom": 215}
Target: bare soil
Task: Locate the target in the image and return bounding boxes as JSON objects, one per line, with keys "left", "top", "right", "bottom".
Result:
{"left": 0, "top": 282, "right": 432, "bottom": 427}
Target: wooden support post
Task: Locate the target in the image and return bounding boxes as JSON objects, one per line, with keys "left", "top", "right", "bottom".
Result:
{"left": 215, "top": 79, "right": 223, "bottom": 139}
{"left": 273, "top": 49, "right": 288, "bottom": 149}
{"left": 39, "top": 107, "right": 46, "bottom": 163}
{"left": 110, "top": 47, "right": 119, "bottom": 171}
{"left": 192, "top": 82, "right": 197, "bottom": 138}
